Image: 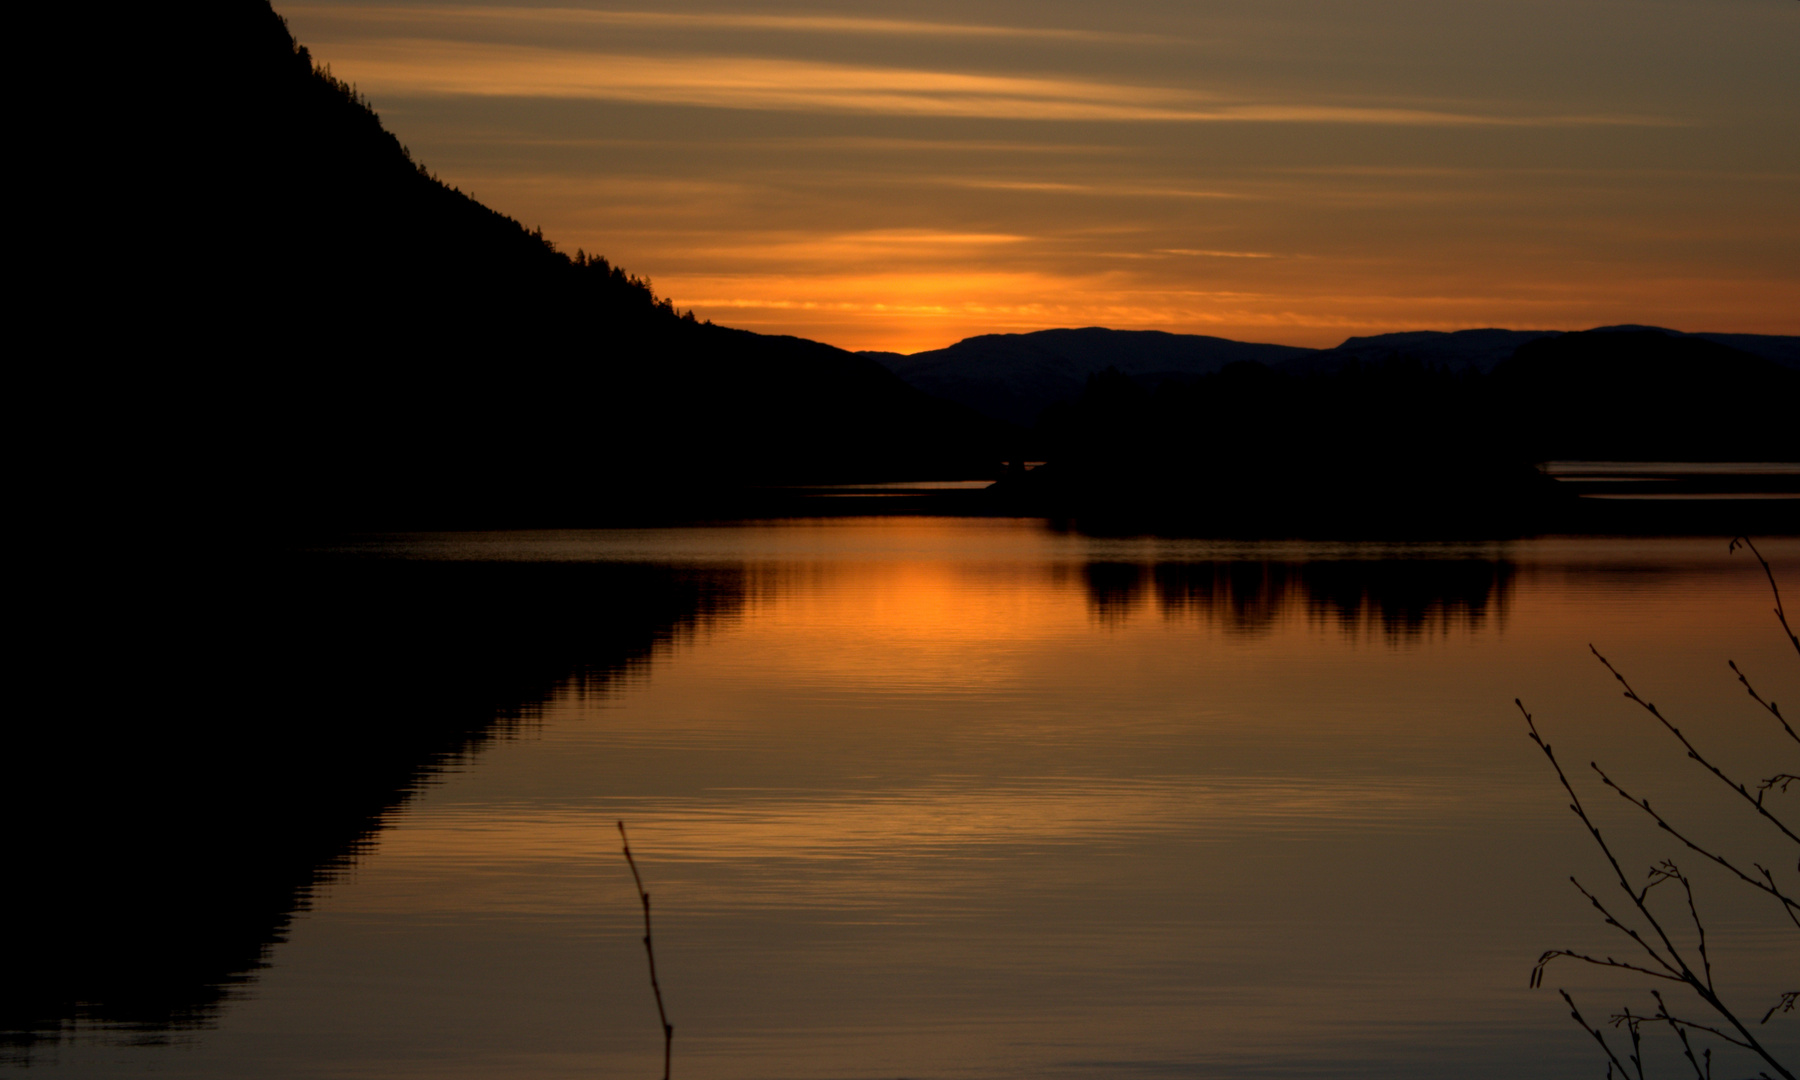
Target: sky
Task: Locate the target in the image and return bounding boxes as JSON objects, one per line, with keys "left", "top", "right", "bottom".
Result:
{"left": 278, "top": 0, "right": 1800, "bottom": 353}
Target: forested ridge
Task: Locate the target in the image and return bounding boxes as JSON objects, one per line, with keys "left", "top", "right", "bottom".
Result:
{"left": 33, "top": 0, "right": 1007, "bottom": 530}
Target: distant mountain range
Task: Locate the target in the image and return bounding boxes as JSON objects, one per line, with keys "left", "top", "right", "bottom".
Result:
{"left": 862, "top": 328, "right": 1311, "bottom": 426}
{"left": 1281, "top": 325, "right": 1800, "bottom": 375}
{"left": 865, "top": 326, "right": 1800, "bottom": 427}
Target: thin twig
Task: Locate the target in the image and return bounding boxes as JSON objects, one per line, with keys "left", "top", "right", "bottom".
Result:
{"left": 1612, "top": 1007, "right": 1647, "bottom": 1080}
{"left": 1534, "top": 944, "right": 1685, "bottom": 987}
{"left": 1566, "top": 990, "right": 1639, "bottom": 1079}
{"left": 1731, "top": 661, "right": 1799, "bottom": 748}
{"left": 1566, "top": 991, "right": 1639, "bottom": 1079}
{"left": 1522, "top": 703, "right": 1685, "bottom": 974}
{"left": 619, "top": 821, "right": 673, "bottom": 1080}
{"left": 1651, "top": 863, "right": 1712, "bottom": 991}
{"left": 1592, "top": 763, "right": 1800, "bottom": 926}
{"left": 1732, "top": 537, "right": 1799, "bottom": 659}
{"left": 1651, "top": 989, "right": 1712, "bottom": 1080}
{"left": 1590, "top": 647, "right": 1798, "bottom": 846}
{"left": 1568, "top": 877, "right": 1683, "bottom": 979}
{"left": 1639, "top": 990, "right": 1761, "bottom": 1052}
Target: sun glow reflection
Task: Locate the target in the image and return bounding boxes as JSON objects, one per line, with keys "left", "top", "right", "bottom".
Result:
{"left": 322, "top": 528, "right": 1800, "bottom": 931}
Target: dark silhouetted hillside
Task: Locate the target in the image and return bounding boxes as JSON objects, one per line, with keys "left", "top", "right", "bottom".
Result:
{"left": 1492, "top": 330, "right": 1800, "bottom": 461}
{"left": 1274, "top": 328, "right": 1556, "bottom": 376}
{"left": 864, "top": 328, "right": 1314, "bottom": 426}
{"left": 992, "top": 326, "right": 1797, "bottom": 533}
{"left": 1272, "top": 325, "right": 1800, "bottom": 377}
{"left": 1683, "top": 331, "right": 1800, "bottom": 369}
{"left": 47, "top": 1, "right": 1008, "bottom": 531}
{"left": 866, "top": 325, "right": 1797, "bottom": 446}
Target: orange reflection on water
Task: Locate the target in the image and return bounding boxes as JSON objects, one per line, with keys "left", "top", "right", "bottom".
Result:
{"left": 278, "top": 525, "right": 1799, "bottom": 1079}
{"left": 345, "top": 776, "right": 1469, "bottom": 919}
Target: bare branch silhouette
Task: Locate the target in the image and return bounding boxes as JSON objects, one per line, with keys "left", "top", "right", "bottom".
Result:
{"left": 1518, "top": 537, "right": 1798, "bottom": 1078}
{"left": 1523, "top": 698, "right": 1794, "bottom": 1076}
{"left": 1732, "top": 537, "right": 1798, "bottom": 659}
{"left": 1564, "top": 989, "right": 1642, "bottom": 1079}
{"left": 1523, "top": 704, "right": 1695, "bottom": 974}
{"left": 1533, "top": 945, "right": 1684, "bottom": 987}
{"left": 1590, "top": 646, "right": 1797, "bottom": 846}
{"left": 1732, "top": 660, "right": 1799, "bottom": 748}
{"left": 1647, "top": 990, "right": 1716, "bottom": 1080}
{"left": 1592, "top": 763, "right": 1800, "bottom": 924}
{"left": 619, "top": 821, "right": 674, "bottom": 1080}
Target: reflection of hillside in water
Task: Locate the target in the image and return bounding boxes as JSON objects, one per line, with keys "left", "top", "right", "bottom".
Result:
{"left": 1086, "top": 559, "right": 1513, "bottom": 637}
{"left": 4, "top": 558, "right": 744, "bottom": 1059}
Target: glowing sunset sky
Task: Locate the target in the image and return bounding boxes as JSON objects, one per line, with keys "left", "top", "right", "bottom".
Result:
{"left": 280, "top": 0, "right": 1799, "bottom": 352}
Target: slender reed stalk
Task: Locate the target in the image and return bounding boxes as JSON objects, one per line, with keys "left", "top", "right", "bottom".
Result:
{"left": 618, "top": 821, "right": 673, "bottom": 1080}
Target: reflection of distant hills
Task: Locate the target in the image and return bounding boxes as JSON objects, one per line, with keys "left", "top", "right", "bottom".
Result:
{"left": 1086, "top": 559, "right": 1512, "bottom": 637}
{"left": 3, "top": 556, "right": 745, "bottom": 1059}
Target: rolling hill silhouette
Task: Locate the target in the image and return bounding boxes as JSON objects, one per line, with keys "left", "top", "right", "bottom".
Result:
{"left": 868, "top": 326, "right": 1799, "bottom": 431}
{"left": 1277, "top": 325, "right": 1800, "bottom": 376}
{"left": 863, "top": 328, "right": 1312, "bottom": 426}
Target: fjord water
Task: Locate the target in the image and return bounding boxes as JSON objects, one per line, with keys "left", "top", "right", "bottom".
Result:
{"left": 20, "top": 520, "right": 1798, "bottom": 1079}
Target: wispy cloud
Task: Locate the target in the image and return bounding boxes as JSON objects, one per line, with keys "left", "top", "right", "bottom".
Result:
{"left": 949, "top": 179, "right": 1247, "bottom": 199}
{"left": 296, "top": 4, "right": 1160, "bottom": 44}
{"left": 1161, "top": 249, "right": 1279, "bottom": 259}
{"left": 637, "top": 229, "right": 1037, "bottom": 270}
{"left": 323, "top": 40, "right": 1674, "bottom": 127}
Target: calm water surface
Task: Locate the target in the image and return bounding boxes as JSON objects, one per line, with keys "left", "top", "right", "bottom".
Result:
{"left": 23, "top": 520, "right": 1799, "bottom": 1078}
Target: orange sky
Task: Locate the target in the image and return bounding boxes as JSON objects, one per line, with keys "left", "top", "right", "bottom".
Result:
{"left": 279, "top": 1, "right": 1799, "bottom": 353}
